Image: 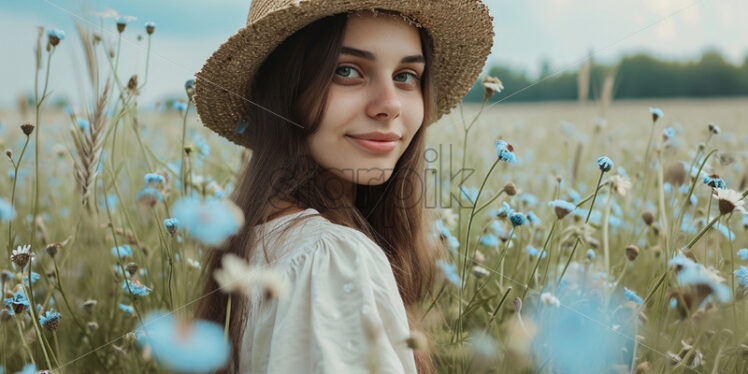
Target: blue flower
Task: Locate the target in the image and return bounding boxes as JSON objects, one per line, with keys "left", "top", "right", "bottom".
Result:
{"left": 136, "top": 187, "right": 164, "bottom": 207}
{"left": 145, "top": 21, "right": 157, "bottom": 32}
{"left": 528, "top": 282, "right": 634, "bottom": 374}
{"left": 144, "top": 173, "right": 165, "bottom": 186}
{"left": 135, "top": 311, "right": 230, "bottom": 372}
{"left": 737, "top": 249, "right": 748, "bottom": 261}
{"left": 460, "top": 186, "right": 478, "bottom": 204}
{"left": 16, "top": 363, "right": 36, "bottom": 374}
{"left": 662, "top": 127, "right": 675, "bottom": 140}
{"left": 195, "top": 139, "right": 211, "bottom": 157}
{"left": 164, "top": 217, "right": 179, "bottom": 233}
{"left": 668, "top": 252, "right": 731, "bottom": 303}
{"left": 549, "top": 200, "right": 576, "bottom": 219}
{"left": 519, "top": 193, "right": 538, "bottom": 207}
{"left": 526, "top": 211, "right": 541, "bottom": 225}
{"left": 596, "top": 156, "right": 614, "bottom": 172}
{"left": 509, "top": 212, "right": 526, "bottom": 227}
{"left": 76, "top": 117, "right": 90, "bottom": 132}
{"left": 173, "top": 101, "right": 188, "bottom": 112}
{"left": 98, "top": 193, "right": 118, "bottom": 212}
{"left": 436, "top": 260, "right": 462, "bottom": 287}
{"left": 702, "top": 175, "right": 726, "bottom": 189}
{"left": 46, "top": 28, "right": 65, "bottom": 41}
{"left": 586, "top": 249, "right": 595, "bottom": 260}
{"left": 494, "top": 139, "right": 517, "bottom": 164}
{"left": 172, "top": 196, "right": 244, "bottom": 246}
{"left": 435, "top": 220, "right": 460, "bottom": 250}
{"left": 623, "top": 287, "right": 643, "bottom": 305}
{"left": 122, "top": 280, "right": 151, "bottom": 297}
{"left": 112, "top": 245, "right": 133, "bottom": 258}
{"left": 493, "top": 202, "right": 514, "bottom": 218}
{"left": 648, "top": 107, "right": 663, "bottom": 121}
{"left": 119, "top": 303, "right": 134, "bottom": 315}
{"left": 526, "top": 246, "right": 546, "bottom": 258}
{"left": 22, "top": 272, "right": 40, "bottom": 287}
{"left": 735, "top": 266, "right": 748, "bottom": 288}
{"left": 479, "top": 234, "right": 499, "bottom": 246}
{"left": 0, "top": 198, "right": 16, "bottom": 222}
{"left": 3, "top": 289, "right": 30, "bottom": 314}
{"left": 39, "top": 309, "right": 61, "bottom": 331}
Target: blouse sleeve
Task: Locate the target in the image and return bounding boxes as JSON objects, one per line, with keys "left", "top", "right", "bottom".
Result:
{"left": 264, "top": 228, "right": 418, "bottom": 374}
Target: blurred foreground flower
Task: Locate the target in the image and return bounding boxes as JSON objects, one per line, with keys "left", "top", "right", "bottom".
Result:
{"left": 213, "top": 253, "right": 289, "bottom": 300}
{"left": 1, "top": 198, "right": 16, "bottom": 221}
{"left": 135, "top": 311, "right": 230, "bottom": 373}
{"left": 528, "top": 282, "right": 635, "bottom": 373}
{"left": 172, "top": 196, "right": 244, "bottom": 246}
{"left": 436, "top": 260, "right": 462, "bottom": 287}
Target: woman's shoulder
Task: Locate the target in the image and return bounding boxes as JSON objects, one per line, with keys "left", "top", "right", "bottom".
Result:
{"left": 250, "top": 208, "right": 385, "bottom": 267}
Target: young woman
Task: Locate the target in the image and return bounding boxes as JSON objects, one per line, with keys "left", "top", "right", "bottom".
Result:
{"left": 192, "top": 1, "right": 493, "bottom": 373}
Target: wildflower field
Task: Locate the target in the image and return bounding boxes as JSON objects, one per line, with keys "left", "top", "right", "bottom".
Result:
{"left": 1, "top": 21, "right": 748, "bottom": 374}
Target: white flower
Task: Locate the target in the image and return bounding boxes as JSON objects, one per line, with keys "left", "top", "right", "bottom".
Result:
{"left": 713, "top": 188, "right": 745, "bottom": 215}
{"left": 213, "top": 253, "right": 289, "bottom": 300}
{"left": 472, "top": 266, "right": 490, "bottom": 279}
{"left": 435, "top": 208, "right": 458, "bottom": 227}
{"left": 11, "top": 244, "right": 34, "bottom": 269}
{"left": 481, "top": 75, "right": 504, "bottom": 96}
{"left": 213, "top": 253, "right": 257, "bottom": 295}
{"left": 609, "top": 175, "right": 632, "bottom": 197}
{"left": 186, "top": 257, "right": 200, "bottom": 270}
{"left": 540, "top": 292, "right": 560, "bottom": 307}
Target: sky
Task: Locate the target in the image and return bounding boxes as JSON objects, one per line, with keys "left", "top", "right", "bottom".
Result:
{"left": 1, "top": 0, "right": 746, "bottom": 108}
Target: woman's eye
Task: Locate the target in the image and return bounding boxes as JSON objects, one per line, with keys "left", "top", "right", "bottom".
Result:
{"left": 395, "top": 72, "right": 420, "bottom": 85}
{"left": 335, "top": 66, "right": 361, "bottom": 79}
{"left": 335, "top": 65, "right": 421, "bottom": 86}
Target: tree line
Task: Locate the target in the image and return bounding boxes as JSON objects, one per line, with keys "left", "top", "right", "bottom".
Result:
{"left": 464, "top": 50, "right": 748, "bottom": 103}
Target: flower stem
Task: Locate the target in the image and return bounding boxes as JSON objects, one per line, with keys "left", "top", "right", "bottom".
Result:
{"left": 685, "top": 214, "right": 721, "bottom": 250}
{"left": 224, "top": 294, "right": 232, "bottom": 340}
{"left": 179, "top": 100, "right": 192, "bottom": 196}
{"left": 522, "top": 220, "right": 557, "bottom": 299}
{"left": 7, "top": 135, "right": 30, "bottom": 261}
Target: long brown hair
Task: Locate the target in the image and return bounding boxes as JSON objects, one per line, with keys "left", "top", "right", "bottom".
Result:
{"left": 195, "top": 9, "right": 444, "bottom": 374}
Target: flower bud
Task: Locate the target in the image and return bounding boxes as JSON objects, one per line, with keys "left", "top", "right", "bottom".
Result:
{"left": 45, "top": 243, "right": 60, "bottom": 258}
{"left": 185, "top": 79, "right": 195, "bottom": 99}
{"left": 116, "top": 18, "right": 127, "bottom": 33}
{"left": 5, "top": 149, "right": 12, "bottom": 159}
{"left": 87, "top": 321, "right": 99, "bottom": 332}
{"left": 625, "top": 245, "right": 640, "bottom": 261}
{"left": 145, "top": 22, "right": 156, "bottom": 35}
{"left": 642, "top": 211, "right": 654, "bottom": 226}
{"left": 405, "top": 330, "right": 428, "bottom": 351}
{"left": 21, "top": 122, "right": 35, "bottom": 136}
{"left": 126, "top": 262, "right": 139, "bottom": 276}
{"left": 503, "top": 182, "right": 517, "bottom": 196}
{"left": 472, "top": 266, "right": 489, "bottom": 279}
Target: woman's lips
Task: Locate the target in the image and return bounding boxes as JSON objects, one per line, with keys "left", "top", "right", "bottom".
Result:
{"left": 345, "top": 135, "right": 398, "bottom": 153}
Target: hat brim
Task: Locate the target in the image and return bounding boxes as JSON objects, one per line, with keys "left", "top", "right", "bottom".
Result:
{"left": 194, "top": 0, "right": 494, "bottom": 149}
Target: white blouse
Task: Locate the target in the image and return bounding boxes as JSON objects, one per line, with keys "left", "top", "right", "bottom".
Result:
{"left": 239, "top": 208, "right": 418, "bottom": 374}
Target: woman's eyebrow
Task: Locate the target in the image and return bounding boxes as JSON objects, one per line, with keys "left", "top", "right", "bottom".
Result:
{"left": 341, "top": 46, "right": 425, "bottom": 64}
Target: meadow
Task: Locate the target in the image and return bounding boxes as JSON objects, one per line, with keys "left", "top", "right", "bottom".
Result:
{"left": 1, "top": 22, "right": 747, "bottom": 374}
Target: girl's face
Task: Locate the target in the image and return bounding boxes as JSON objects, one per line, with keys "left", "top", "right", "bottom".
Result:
{"left": 307, "top": 12, "right": 425, "bottom": 188}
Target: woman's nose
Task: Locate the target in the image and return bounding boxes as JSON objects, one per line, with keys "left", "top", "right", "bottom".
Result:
{"left": 368, "top": 79, "right": 402, "bottom": 120}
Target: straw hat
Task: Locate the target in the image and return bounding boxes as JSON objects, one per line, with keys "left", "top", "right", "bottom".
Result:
{"left": 194, "top": 0, "right": 494, "bottom": 149}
